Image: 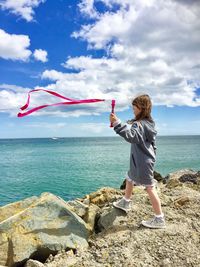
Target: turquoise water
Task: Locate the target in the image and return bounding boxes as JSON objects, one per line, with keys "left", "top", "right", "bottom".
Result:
{"left": 0, "top": 136, "right": 199, "bottom": 206}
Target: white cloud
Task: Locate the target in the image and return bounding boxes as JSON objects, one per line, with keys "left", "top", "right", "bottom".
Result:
{"left": 0, "top": 0, "right": 46, "bottom": 22}
{"left": 0, "top": 0, "right": 200, "bottom": 120}
{"left": 42, "top": 70, "right": 68, "bottom": 81}
{"left": 0, "top": 83, "right": 31, "bottom": 93}
{"left": 70, "top": 0, "right": 200, "bottom": 107}
{"left": 33, "top": 49, "right": 48, "bottom": 62}
{"left": 0, "top": 84, "right": 33, "bottom": 118}
{"left": 0, "top": 29, "right": 31, "bottom": 61}
{"left": 78, "top": 0, "right": 99, "bottom": 19}
{"left": 0, "top": 29, "right": 48, "bottom": 63}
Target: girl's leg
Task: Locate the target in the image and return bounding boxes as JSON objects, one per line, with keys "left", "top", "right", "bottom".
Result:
{"left": 145, "top": 186, "right": 163, "bottom": 215}
{"left": 124, "top": 179, "right": 134, "bottom": 199}
{"left": 113, "top": 179, "right": 133, "bottom": 212}
{"left": 141, "top": 185, "right": 166, "bottom": 228}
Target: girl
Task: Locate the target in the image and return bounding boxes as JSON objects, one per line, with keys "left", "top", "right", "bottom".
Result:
{"left": 109, "top": 94, "right": 166, "bottom": 229}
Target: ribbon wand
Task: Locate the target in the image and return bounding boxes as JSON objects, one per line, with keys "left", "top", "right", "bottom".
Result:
{"left": 17, "top": 88, "right": 105, "bottom": 118}
{"left": 110, "top": 99, "right": 116, "bottom": 127}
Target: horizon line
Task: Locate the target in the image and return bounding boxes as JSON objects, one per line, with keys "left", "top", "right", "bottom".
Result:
{"left": 0, "top": 134, "right": 200, "bottom": 140}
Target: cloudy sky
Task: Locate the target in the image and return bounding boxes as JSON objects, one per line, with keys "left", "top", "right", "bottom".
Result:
{"left": 0, "top": 0, "right": 200, "bottom": 138}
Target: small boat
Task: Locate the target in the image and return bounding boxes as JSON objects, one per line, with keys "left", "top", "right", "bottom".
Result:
{"left": 52, "top": 137, "right": 59, "bottom": 140}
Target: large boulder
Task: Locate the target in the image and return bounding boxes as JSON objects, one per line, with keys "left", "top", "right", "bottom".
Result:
{"left": 0, "top": 196, "right": 38, "bottom": 223}
{"left": 0, "top": 192, "right": 89, "bottom": 267}
{"left": 164, "top": 169, "right": 200, "bottom": 188}
{"left": 164, "top": 169, "right": 196, "bottom": 182}
{"left": 96, "top": 206, "right": 127, "bottom": 232}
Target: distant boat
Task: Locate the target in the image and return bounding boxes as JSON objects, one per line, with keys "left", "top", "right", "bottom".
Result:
{"left": 52, "top": 137, "right": 59, "bottom": 140}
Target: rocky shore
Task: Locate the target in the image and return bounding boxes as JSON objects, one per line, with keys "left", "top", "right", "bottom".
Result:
{"left": 0, "top": 169, "right": 200, "bottom": 267}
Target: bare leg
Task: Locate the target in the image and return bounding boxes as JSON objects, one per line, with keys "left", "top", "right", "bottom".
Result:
{"left": 125, "top": 179, "right": 133, "bottom": 199}
{"left": 146, "top": 186, "right": 163, "bottom": 215}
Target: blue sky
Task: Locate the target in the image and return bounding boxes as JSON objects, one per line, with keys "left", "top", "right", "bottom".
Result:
{"left": 0, "top": 0, "right": 200, "bottom": 138}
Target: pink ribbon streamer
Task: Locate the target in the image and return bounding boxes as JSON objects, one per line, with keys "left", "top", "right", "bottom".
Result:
{"left": 17, "top": 89, "right": 115, "bottom": 119}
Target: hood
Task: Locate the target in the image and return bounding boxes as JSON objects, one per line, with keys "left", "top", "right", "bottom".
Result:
{"left": 141, "top": 119, "right": 157, "bottom": 143}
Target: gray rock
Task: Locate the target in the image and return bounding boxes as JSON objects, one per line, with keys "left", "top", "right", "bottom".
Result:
{"left": 0, "top": 192, "right": 89, "bottom": 266}
{"left": 154, "top": 170, "right": 164, "bottom": 182}
{"left": 0, "top": 196, "right": 38, "bottom": 223}
{"left": 179, "top": 171, "right": 200, "bottom": 184}
{"left": 164, "top": 169, "right": 200, "bottom": 188}
{"left": 97, "top": 207, "right": 127, "bottom": 231}
{"left": 66, "top": 200, "right": 88, "bottom": 218}
{"left": 164, "top": 169, "right": 196, "bottom": 183}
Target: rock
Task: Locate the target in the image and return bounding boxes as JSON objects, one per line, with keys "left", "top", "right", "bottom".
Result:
{"left": 86, "top": 187, "right": 123, "bottom": 207}
{"left": 97, "top": 206, "right": 127, "bottom": 232}
{"left": 154, "top": 170, "right": 164, "bottom": 182}
{"left": 82, "top": 195, "right": 90, "bottom": 205}
{"left": 120, "top": 179, "right": 126, "bottom": 190}
{"left": 25, "top": 259, "right": 44, "bottom": 267}
{"left": 166, "top": 179, "right": 182, "bottom": 188}
{"left": 0, "top": 192, "right": 89, "bottom": 267}
{"left": 179, "top": 172, "right": 200, "bottom": 184}
{"left": 45, "top": 254, "right": 54, "bottom": 263}
{"left": 0, "top": 196, "right": 38, "bottom": 223}
{"left": 66, "top": 200, "right": 88, "bottom": 218}
{"left": 44, "top": 249, "right": 78, "bottom": 267}
{"left": 164, "top": 169, "right": 196, "bottom": 183}
{"left": 174, "top": 196, "right": 190, "bottom": 207}
{"left": 83, "top": 203, "right": 101, "bottom": 233}
{"left": 165, "top": 169, "right": 200, "bottom": 188}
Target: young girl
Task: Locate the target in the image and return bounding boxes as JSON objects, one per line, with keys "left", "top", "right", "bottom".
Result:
{"left": 109, "top": 94, "right": 166, "bottom": 229}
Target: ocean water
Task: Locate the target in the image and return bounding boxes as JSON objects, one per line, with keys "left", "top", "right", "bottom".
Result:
{"left": 0, "top": 136, "right": 199, "bottom": 206}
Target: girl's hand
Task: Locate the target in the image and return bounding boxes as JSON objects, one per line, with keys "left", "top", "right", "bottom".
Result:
{"left": 110, "top": 113, "right": 119, "bottom": 124}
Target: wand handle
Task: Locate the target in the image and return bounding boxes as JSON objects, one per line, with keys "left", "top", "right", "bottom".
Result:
{"left": 110, "top": 100, "right": 116, "bottom": 127}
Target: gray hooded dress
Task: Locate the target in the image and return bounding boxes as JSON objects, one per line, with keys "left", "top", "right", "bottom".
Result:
{"left": 113, "top": 118, "right": 157, "bottom": 187}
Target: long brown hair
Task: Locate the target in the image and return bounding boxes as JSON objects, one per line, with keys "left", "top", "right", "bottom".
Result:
{"left": 127, "top": 94, "right": 154, "bottom": 124}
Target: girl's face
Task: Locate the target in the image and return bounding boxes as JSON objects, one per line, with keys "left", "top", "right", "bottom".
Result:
{"left": 133, "top": 105, "right": 141, "bottom": 117}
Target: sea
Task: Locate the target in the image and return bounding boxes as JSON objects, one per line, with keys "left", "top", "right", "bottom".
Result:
{"left": 0, "top": 136, "right": 200, "bottom": 206}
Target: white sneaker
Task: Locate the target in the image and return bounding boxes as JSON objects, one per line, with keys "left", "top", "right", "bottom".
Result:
{"left": 141, "top": 216, "right": 166, "bottom": 229}
{"left": 113, "top": 197, "right": 132, "bottom": 213}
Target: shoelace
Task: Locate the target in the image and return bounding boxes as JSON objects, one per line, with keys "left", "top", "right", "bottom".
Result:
{"left": 147, "top": 217, "right": 161, "bottom": 225}
{"left": 154, "top": 217, "right": 164, "bottom": 223}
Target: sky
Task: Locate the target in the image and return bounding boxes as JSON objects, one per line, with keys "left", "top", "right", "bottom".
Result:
{"left": 0, "top": 0, "right": 200, "bottom": 138}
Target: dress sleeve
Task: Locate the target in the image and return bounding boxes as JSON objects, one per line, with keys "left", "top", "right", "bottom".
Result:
{"left": 113, "top": 121, "right": 142, "bottom": 144}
